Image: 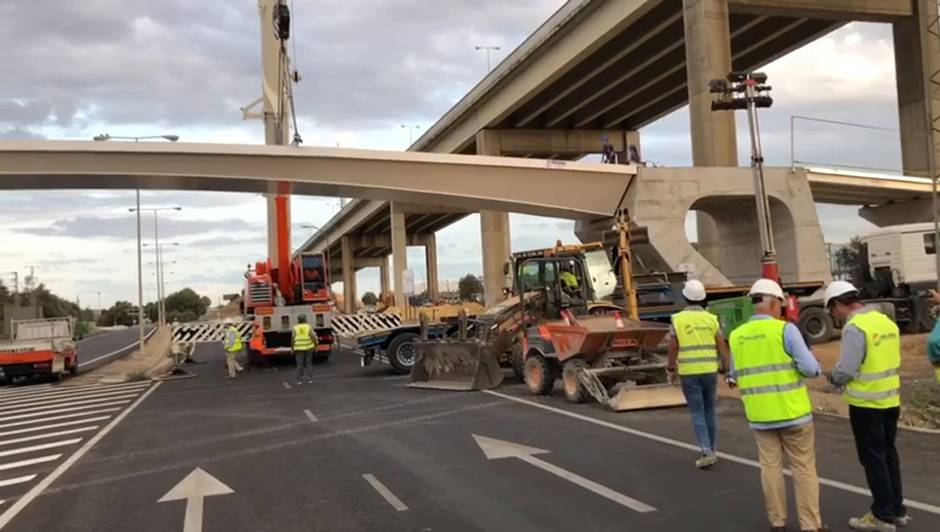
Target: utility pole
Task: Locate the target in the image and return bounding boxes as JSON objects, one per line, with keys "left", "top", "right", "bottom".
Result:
{"left": 475, "top": 45, "right": 501, "bottom": 72}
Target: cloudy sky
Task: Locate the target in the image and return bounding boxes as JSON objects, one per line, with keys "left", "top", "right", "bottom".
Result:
{"left": 0, "top": 0, "right": 905, "bottom": 308}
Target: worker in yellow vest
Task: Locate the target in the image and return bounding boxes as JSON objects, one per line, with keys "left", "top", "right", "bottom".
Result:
{"left": 666, "top": 279, "right": 728, "bottom": 469}
{"left": 292, "top": 314, "right": 318, "bottom": 385}
{"left": 825, "top": 281, "right": 908, "bottom": 532}
{"left": 728, "top": 279, "right": 828, "bottom": 532}
{"left": 222, "top": 318, "right": 244, "bottom": 379}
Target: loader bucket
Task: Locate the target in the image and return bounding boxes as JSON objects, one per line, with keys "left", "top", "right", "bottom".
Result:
{"left": 408, "top": 339, "right": 504, "bottom": 391}
{"left": 578, "top": 368, "right": 686, "bottom": 411}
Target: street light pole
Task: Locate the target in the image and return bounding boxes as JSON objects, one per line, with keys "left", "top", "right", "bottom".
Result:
{"left": 474, "top": 45, "right": 501, "bottom": 72}
{"left": 400, "top": 124, "right": 420, "bottom": 146}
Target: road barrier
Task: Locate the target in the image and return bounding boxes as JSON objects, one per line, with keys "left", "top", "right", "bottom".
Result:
{"left": 171, "top": 321, "right": 251, "bottom": 343}
{"left": 330, "top": 314, "right": 402, "bottom": 338}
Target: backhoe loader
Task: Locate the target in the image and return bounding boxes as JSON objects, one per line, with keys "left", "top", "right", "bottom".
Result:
{"left": 409, "top": 210, "right": 686, "bottom": 412}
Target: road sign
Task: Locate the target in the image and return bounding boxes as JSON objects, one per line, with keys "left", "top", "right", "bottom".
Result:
{"left": 472, "top": 434, "right": 656, "bottom": 513}
{"left": 158, "top": 467, "right": 233, "bottom": 532}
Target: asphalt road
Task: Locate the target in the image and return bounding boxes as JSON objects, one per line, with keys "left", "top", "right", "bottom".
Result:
{"left": 76, "top": 326, "right": 155, "bottom": 372}
{"left": 1, "top": 346, "right": 938, "bottom": 532}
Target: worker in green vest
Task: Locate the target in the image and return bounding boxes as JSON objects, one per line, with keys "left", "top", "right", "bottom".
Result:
{"left": 292, "top": 314, "right": 318, "bottom": 385}
{"left": 666, "top": 279, "right": 728, "bottom": 469}
{"left": 222, "top": 318, "right": 244, "bottom": 379}
{"left": 825, "top": 281, "right": 908, "bottom": 532}
{"left": 728, "top": 279, "right": 828, "bottom": 532}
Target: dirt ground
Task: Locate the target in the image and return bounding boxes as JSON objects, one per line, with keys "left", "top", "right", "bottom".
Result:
{"left": 720, "top": 333, "right": 940, "bottom": 430}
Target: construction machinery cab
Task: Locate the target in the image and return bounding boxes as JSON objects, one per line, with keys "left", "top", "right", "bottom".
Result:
{"left": 516, "top": 256, "right": 590, "bottom": 321}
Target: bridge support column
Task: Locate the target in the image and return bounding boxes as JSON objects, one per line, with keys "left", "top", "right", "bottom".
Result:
{"left": 341, "top": 235, "right": 356, "bottom": 314}
{"left": 476, "top": 130, "right": 512, "bottom": 306}
{"left": 894, "top": 0, "right": 940, "bottom": 178}
{"left": 390, "top": 202, "right": 408, "bottom": 307}
{"left": 379, "top": 258, "right": 389, "bottom": 299}
{"left": 424, "top": 233, "right": 439, "bottom": 301}
{"left": 683, "top": 0, "right": 738, "bottom": 271}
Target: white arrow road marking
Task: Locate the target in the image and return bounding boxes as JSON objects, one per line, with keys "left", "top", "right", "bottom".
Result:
{"left": 472, "top": 434, "right": 656, "bottom": 513}
{"left": 159, "top": 467, "right": 234, "bottom": 532}
{"left": 362, "top": 474, "right": 409, "bottom": 512}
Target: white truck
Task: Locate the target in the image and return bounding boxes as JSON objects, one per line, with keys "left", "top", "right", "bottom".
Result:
{"left": 0, "top": 318, "right": 78, "bottom": 383}
{"left": 800, "top": 223, "right": 940, "bottom": 343}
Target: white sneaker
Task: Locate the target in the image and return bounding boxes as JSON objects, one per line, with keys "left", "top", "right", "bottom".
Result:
{"left": 849, "top": 512, "right": 896, "bottom": 532}
{"left": 695, "top": 452, "right": 718, "bottom": 469}
{"left": 894, "top": 515, "right": 911, "bottom": 528}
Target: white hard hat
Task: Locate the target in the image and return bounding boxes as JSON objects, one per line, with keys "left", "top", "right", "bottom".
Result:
{"left": 223, "top": 318, "right": 234, "bottom": 325}
{"left": 824, "top": 280, "right": 859, "bottom": 307}
{"left": 749, "top": 278, "right": 784, "bottom": 301}
{"left": 682, "top": 279, "right": 707, "bottom": 302}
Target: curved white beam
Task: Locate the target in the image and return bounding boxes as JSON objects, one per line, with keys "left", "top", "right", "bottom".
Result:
{"left": 0, "top": 141, "right": 635, "bottom": 220}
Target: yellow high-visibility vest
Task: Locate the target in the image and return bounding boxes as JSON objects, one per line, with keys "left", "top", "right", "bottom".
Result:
{"left": 560, "top": 271, "right": 579, "bottom": 289}
{"left": 672, "top": 310, "right": 719, "bottom": 376}
{"left": 730, "top": 319, "right": 811, "bottom": 424}
{"left": 293, "top": 323, "right": 316, "bottom": 351}
{"left": 844, "top": 311, "right": 901, "bottom": 409}
{"left": 224, "top": 326, "right": 243, "bottom": 353}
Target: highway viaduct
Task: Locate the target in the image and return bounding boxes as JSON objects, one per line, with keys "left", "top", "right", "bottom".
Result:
{"left": 297, "top": 0, "right": 939, "bottom": 310}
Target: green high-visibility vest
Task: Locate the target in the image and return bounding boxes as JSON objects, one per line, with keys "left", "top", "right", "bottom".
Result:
{"left": 560, "top": 271, "right": 579, "bottom": 290}
{"left": 730, "top": 319, "right": 811, "bottom": 424}
{"left": 672, "top": 310, "right": 719, "bottom": 376}
{"left": 293, "top": 322, "right": 316, "bottom": 351}
{"left": 934, "top": 366, "right": 940, "bottom": 385}
{"left": 844, "top": 311, "right": 901, "bottom": 409}
{"left": 224, "top": 326, "right": 243, "bottom": 353}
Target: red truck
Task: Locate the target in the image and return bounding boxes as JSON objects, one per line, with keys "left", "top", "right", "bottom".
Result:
{"left": 0, "top": 317, "right": 78, "bottom": 383}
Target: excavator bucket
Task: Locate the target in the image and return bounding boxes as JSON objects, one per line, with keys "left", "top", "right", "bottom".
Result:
{"left": 408, "top": 339, "right": 504, "bottom": 391}
{"left": 578, "top": 367, "right": 686, "bottom": 411}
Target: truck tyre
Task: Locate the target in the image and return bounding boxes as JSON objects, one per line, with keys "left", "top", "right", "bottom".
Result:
{"left": 387, "top": 332, "right": 419, "bottom": 375}
{"left": 562, "top": 359, "right": 589, "bottom": 403}
{"left": 68, "top": 358, "right": 78, "bottom": 375}
{"left": 510, "top": 343, "right": 525, "bottom": 381}
{"left": 313, "top": 348, "right": 331, "bottom": 364}
{"left": 524, "top": 352, "right": 555, "bottom": 396}
{"left": 798, "top": 306, "right": 834, "bottom": 345}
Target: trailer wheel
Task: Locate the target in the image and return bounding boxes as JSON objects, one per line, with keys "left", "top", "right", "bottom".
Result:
{"left": 387, "top": 333, "right": 419, "bottom": 375}
{"left": 524, "top": 353, "right": 555, "bottom": 395}
{"left": 798, "top": 306, "right": 834, "bottom": 345}
{"left": 562, "top": 359, "right": 589, "bottom": 403}
{"left": 510, "top": 343, "right": 525, "bottom": 381}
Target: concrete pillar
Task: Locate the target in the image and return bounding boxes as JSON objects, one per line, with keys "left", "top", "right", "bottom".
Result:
{"left": 424, "top": 233, "right": 439, "bottom": 301}
{"left": 476, "top": 130, "right": 512, "bottom": 306}
{"left": 894, "top": 0, "right": 940, "bottom": 178}
{"left": 340, "top": 235, "right": 356, "bottom": 314}
{"left": 683, "top": 0, "right": 738, "bottom": 266}
{"left": 379, "top": 257, "right": 390, "bottom": 298}
{"left": 390, "top": 202, "right": 408, "bottom": 307}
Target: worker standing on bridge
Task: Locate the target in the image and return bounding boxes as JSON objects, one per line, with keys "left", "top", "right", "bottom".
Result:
{"left": 292, "top": 314, "right": 317, "bottom": 385}
{"left": 825, "top": 281, "right": 908, "bottom": 532}
{"left": 222, "top": 318, "right": 245, "bottom": 379}
{"left": 666, "top": 279, "right": 728, "bottom": 469}
{"left": 728, "top": 279, "right": 828, "bottom": 532}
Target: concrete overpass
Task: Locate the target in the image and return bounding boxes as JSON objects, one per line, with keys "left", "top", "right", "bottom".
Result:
{"left": 303, "top": 0, "right": 938, "bottom": 307}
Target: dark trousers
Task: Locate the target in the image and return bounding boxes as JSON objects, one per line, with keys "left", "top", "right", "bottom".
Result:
{"left": 848, "top": 405, "right": 905, "bottom": 522}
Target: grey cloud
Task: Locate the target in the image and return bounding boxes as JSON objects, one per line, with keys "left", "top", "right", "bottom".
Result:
{"left": 16, "top": 216, "right": 262, "bottom": 240}
{"left": 1, "top": 0, "right": 563, "bottom": 132}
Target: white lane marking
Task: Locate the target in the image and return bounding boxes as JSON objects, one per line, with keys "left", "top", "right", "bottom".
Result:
{"left": 0, "top": 385, "right": 51, "bottom": 398}
{"left": 303, "top": 409, "right": 318, "bottom": 422}
{"left": 282, "top": 382, "right": 291, "bottom": 390}
{"left": 272, "top": 366, "right": 279, "bottom": 372}
{"left": 0, "top": 438, "right": 83, "bottom": 458}
{"left": 472, "top": 434, "right": 655, "bottom": 512}
{"left": 0, "top": 382, "right": 161, "bottom": 528}
{"left": 0, "top": 385, "right": 148, "bottom": 409}
{"left": 0, "top": 392, "right": 141, "bottom": 415}
{"left": 0, "top": 475, "right": 36, "bottom": 488}
{"left": 0, "top": 454, "right": 61, "bottom": 471}
{"left": 77, "top": 327, "right": 157, "bottom": 368}
{"left": 0, "top": 426, "right": 99, "bottom": 447}
{"left": 0, "top": 417, "right": 111, "bottom": 438}
{"left": 0, "top": 408, "right": 122, "bottom": 430}
{"left": 0, "top": 381, "right": 149, "bottom": 404}
{"left": 158, "top": 467, "right": 234, "bottom": 532}
{"left": 362, "top": 474, "right": 409, "bottom": 512}
{"left": 380, "top": 375, "right": 408, "bottom": 381}
{"left": 0, "top": 400, "right": 132, "bottom": 423}
{"left": 483, "top": 390, "right": 940, "bottom": 516}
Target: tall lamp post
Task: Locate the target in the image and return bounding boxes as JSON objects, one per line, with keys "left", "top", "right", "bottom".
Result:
{"left": 143, "top": 242, "right": 179, "bottom": 326}
{"left": 97, "top": 132, "right": 178, "bottom": 347}
{"left": 474, "top": 45, "right": 501, "bottom": 72}
{"left": 400, "top": 124, "right": 420, "bottom": 146}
